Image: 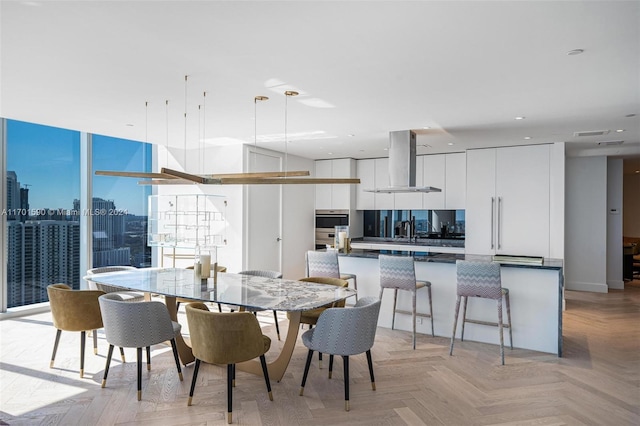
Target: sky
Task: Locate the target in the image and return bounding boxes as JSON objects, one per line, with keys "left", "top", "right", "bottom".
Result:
{"left": 7, "top": 119, "right": 152, "bottom": 216}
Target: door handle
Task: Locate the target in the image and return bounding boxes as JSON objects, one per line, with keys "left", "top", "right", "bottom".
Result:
{"left": 276, "top": 237, "right": 282, "bottom": 242}
{"left": 497, "top": 197, "right": 502, "bottom": 250}
{"left": 490, "top": 197, "right": 495, "bottom": 249}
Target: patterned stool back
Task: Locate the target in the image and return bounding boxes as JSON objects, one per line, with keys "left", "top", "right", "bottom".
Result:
{"left": 306, "top": 250, "right": 341, "bottom": 279}
{"left": 379, "top": 255, "right": 416, "bottom": 291}
{"left": 456, "top": 260, "right": 502, "bottom": 300}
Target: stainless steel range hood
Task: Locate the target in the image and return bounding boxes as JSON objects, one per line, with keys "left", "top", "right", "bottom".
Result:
{"left": 365, "top": 130, "right": 442, "bottom": 193}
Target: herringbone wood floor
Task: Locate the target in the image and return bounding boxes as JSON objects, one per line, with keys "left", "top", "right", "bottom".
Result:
{"left": 1, "top": 285, "right": 639, "bottom": 425}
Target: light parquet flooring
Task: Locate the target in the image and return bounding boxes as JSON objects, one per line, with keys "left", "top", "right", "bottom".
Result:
{"left": 1, "top": 286, "right": 639, "bottom": 425}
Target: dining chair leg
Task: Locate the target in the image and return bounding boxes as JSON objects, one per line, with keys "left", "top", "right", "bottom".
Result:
{"left": 227, "top": 363, "right": 233, "bottom": 424}
{"left": 299, "top": 349, "right": 314, "bottom": 396}
{"left": 460, "top": 296, "right": 468, "bottom": 342}
{"left": 93, "top": 330, "right": 98, "bottom": 355}
{"left": 187, "top": 358, "right": 201, "bottom": 406}
{"left": 146, "top": 346, "right": 151, "bottom": 371}
{"left": 273, "top": 311, "right": 281, "bottom": 341}
{"left": 328, "top": 354, "right": 334, "bottom": 379}
{"left": 505, "top": 292, "right": 513, "bottom": 349}
{"left": 427, "top": 285, "right": 435, "bottom": 337}
{"left": 102, "top": 344, "right": 114, "bottom": 388}
{"left": 343, "top": 355, "right": 350, "bottom": 411}
{"left": 353, "top": 276, "right": 358, "bottom": 302}
{"left": 449, "top": 295, "right": 461, "bottom": 356}
{"left": 318, "top": 352, "right": 323, "bottom": 369}
{"left": 412, "top": 290, "right": 417, "bottom": 350}
{"left": 217, "top": 303, "right": 223, "bottom": 312}
{"left": 170, "top": 339, "right": 183, "bottom": 381}
{"left": 498, "top": 298, "right": 505, "bottom": 365}
{"left": 80, "top": 331, "right": 86, "bottom": 378}
{"left": 50, "top": 329, "right": 61, "bottom": 368}
{"left": 119, "top": 347, "right": 126, "bottom": 363}
{"left": 366, "top": 349, "right": 376, "bottom": 391}
{"left": 136, "top": 347, "right": 143, "bottom": 401}
{"left": 259, "top": 354, "right": 273, "bottom": 401}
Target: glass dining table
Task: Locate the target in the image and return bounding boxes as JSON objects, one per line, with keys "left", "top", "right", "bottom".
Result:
{"left": 84, "top": 267, "right": 356, "bottom": 382}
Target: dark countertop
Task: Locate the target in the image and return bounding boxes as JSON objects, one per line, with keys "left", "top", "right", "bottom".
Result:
{"left": 352, "top": 236, "right": 465, "bottom": 248}
{"left": 337, "top": 248, "right": 563, "bottom": 271}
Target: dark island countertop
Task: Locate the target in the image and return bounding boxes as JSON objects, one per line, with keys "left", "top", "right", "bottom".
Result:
{"left": 336, "top": 248, "right": 563, "bottom": 271}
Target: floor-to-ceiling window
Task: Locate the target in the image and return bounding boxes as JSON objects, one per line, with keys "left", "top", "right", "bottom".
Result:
{"left": 2, "top": 119, "right": 153, "bottom": 311}
{"left": 4, "top": 120, "right": 80, "bottom": 308}
{"left": 91, "top": 135, "right": 152, "bottom": 268}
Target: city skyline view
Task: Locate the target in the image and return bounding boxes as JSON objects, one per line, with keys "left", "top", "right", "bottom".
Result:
{"left": 7, "top": 119, "right": 152, "bottom": 216}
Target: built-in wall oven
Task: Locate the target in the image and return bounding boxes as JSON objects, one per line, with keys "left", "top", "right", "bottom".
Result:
{"left": 315, "top": 209, "right": 349, "bottom": 249}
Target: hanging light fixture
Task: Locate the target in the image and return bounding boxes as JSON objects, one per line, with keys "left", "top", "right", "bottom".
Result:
{"left": 96, "top": 78, "right": 359, "bottom": 186}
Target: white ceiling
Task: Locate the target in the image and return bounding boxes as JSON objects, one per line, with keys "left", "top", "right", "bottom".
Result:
{"left": 2, "top": 1, "right": 639, "bottom": 168}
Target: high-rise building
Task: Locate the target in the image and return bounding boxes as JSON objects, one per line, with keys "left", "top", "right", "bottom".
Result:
{"left": 6, "top": 171, "right": 20, "bottom": 220}
{"left": 73, "top": 197, "right": 130, "bottom": 267}
{"left": 6, "top": 220, "right": 80, "bottom": 308}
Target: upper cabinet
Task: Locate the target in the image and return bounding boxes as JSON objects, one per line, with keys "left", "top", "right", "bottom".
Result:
{"left": 422, "top": 154, "right": 445, "bottom": 209}
{"left": 445, "top": 152, "right": 466, "bottom": 209}
{"left": 465, "top": 145, "right": 550, "bottom": 257}
{"left": 315, "top": 158, "right": 357, "bottom": 210}
{"left": 356, "top": 158, "right": 375, "bottom": 210}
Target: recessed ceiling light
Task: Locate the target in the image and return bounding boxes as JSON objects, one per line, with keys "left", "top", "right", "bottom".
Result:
{"left": 524, "top": 136, "right": 532, "bottom": 140}
{"left": 348, "top": 134, "right": 355, "bottom": 137}
{"left": 567, "top": 49, "right": 585, "bottom": 56}
{"left": 359, "top": 149, "right": 365, "bottom": 152}
{"left": 447, "top": 142, "right": 454, "bottom": 146}
{"left": 616, "top": 129, "right": 625, "bottom": 133}
{"left": 383, "top": 148, "right": 388, "bottom": 151}
{"left": 328, "top": 152, "right": 333, "bottom": 155}
{"left": 515, "top": 116, "right": 525, "bottom": 120}
{"left": 125, "top": 123, "right": 134, "bottom": 127}
{"left": 422, "top": 126, "right": 431, "bottom": 130}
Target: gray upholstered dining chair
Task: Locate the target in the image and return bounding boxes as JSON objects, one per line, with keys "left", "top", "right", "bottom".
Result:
{"left": 379, "top": 254, "right": 434, "bottom": 350}
{"left": 98, "top": 293, "right": 183, "bottom": 401}
{"left": 449, "top": 260, "right": 512, "bottom": 365}
{"left": 185, "top": 302, "right": 273, "bottom": 424}
{"left": 306, "top": 249, "right": 358, "bottom": 301}
{"left": 86, "top": 266, "right": 145, "bottom": 302}
{"left": 238, "top": 270, "right": 283, "bottom": 340}
{"left": 299, "top": 297, "right": 381, "bottom": 411}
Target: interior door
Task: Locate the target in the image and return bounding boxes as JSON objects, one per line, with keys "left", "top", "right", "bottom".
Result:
{"left": 247, "top": 150, "right": 282, "bottom": 271}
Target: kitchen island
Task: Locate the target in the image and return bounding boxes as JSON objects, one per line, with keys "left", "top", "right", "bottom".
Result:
{"left": 338, "top": 249, "right": 564, "bottom": 355}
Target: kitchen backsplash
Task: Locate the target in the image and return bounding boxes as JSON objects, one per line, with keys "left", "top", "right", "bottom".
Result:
{"left": 363, "top": 209, "right": 465, "bottom": 239}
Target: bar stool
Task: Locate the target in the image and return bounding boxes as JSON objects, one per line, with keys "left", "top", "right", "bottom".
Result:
{"left": 378, "top": 254, "right": 434, "bottom": 350}
{"left": 306, "top": 250, "right": 358, "bottom": 301}
{"left": 449, "top": 260, "right": 512, "bottom": 365}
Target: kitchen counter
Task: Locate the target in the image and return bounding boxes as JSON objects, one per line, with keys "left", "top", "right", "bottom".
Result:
{"left": 350, "top": 237, "right": 465, "bottom": 254}
{"left": 339, "top": 248, "right": 563, "bottom": 270}
{"left": 336, "top": 248, "right": 564, "bottom": 355}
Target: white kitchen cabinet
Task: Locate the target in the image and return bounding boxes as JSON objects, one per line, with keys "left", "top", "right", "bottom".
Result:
{"left": 445, "top": 152, "right": 466, "bottom": 209}
{"left": 465, "top": 145, "right": 550, "bottom": 257}
{"left": 356, "top": 158, "right": 375, "bottom": 210}
{"left": 374, "top": 158, "right": 395, "bottom": 209}
{"left": 315, "top": 158, "right": 356, "bottom": 210}
{"left": 422, "top": 154, "right": 445, "bottom": 209}
{"left": 394, "top": 155, "right": 424, "bottom": 209}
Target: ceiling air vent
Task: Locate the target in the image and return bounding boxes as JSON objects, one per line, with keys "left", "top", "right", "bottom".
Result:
{"left": 573, "top": 130, "right": 610, "bottom": 137}
{"left": 597, "top": 140, "right": 624, "bottom": 146}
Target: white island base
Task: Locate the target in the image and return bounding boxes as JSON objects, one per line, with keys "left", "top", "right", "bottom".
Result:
{"left": 339, "top": 255, "right": 563, "bottom": 355}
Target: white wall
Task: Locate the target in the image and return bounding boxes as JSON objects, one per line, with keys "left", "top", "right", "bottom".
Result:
{"left": 549, "top": 142, "right": 565, "bottom": 259}
{"left": 624, "top": 171, "right": 640, "bottom": 237}
{"left": 281, "top": 154, "right": 315, "bottom": 279}
{"left": 607, "top": 158, "right": 623, "bottom": 289}
{"left": 565, "top": 156, "right": 608, "bottom": 293}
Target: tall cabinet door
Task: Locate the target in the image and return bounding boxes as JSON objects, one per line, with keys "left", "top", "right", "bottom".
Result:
{"left": 315, "top": 160, "right": 333, "bottom": 209}
{"left": 465, "top": 149, "right": 497, "bottom": 255}
{"left": 356, "top": 159, "right": 375, "bottom": 210}
{"left": 496, "top": 145, "right": 550, "bottom": 257}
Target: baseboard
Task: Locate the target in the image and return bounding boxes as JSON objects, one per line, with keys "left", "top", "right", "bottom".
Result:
{"left": 565, "top": 281, "right": 608, "bottom": 293}
{"left": 607, "top": 280, "right": 625, "bottom": 290}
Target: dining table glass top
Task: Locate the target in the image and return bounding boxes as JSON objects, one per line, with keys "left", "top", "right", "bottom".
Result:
{"left": 84, "top": 267, "right": 356, "bottom": 312}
